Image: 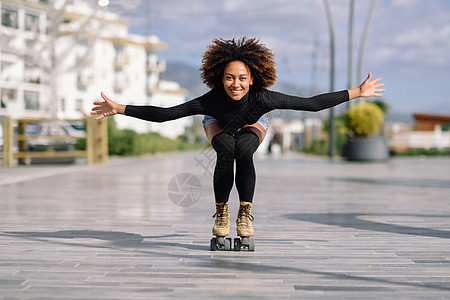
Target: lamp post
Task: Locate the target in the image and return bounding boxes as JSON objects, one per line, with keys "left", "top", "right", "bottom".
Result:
{"left": 323, "top": 0, "right": 378, "bottom": 160}
{"left": 357, "top": 0, "right": 378, "bottom": 86}
{"left": 347, "top": 0, "right": 355, "bottom": 110}
{"left": 323, "top": 0, "right": 336, "bottom": 160}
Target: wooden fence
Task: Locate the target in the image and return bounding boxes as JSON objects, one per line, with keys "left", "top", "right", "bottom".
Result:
{"left": 2, "top": 117, "right": 108, "bottom": 167}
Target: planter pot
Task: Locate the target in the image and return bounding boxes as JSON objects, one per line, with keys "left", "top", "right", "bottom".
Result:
{"left": 342, "top": 135, "right": 389, "bottom": 162}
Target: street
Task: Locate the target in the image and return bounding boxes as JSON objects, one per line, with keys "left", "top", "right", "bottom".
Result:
{"left": 1, "top": 152, "right": 449, "bottom": 299}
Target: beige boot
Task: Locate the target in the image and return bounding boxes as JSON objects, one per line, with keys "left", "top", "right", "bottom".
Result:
{"left": 212, "top": 202, "right": 230, "bottom": 236}
{"left": 236, "top": 201, "right": 254, "bottom": 237}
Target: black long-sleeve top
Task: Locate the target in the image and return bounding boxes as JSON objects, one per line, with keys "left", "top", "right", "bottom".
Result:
{"left": 125, "top": 88, "right": 349, "bottom": 133}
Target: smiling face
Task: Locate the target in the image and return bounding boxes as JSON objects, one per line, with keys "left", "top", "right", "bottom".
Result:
{"left": 222, "top": 61, "right": 254, "bottom": 101}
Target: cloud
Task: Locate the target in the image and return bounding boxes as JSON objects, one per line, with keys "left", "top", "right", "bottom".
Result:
{"left": 369, "top": 0, "right": 450, "bottom": 78}
{"left": 108, "top": 0, "right": 450, "bottom": 113}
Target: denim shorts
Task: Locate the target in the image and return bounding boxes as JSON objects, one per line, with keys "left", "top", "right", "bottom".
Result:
{"left": 202, "top": 114, "right": 269, "bottom": 132}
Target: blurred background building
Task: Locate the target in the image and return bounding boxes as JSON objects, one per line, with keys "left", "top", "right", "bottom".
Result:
{"left": 0, "top": 0, "right": 190, "bottom": 139}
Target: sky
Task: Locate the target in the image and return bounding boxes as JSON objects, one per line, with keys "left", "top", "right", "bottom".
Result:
{"left": 108, "top": 0, "right": 450, "bottom": 115}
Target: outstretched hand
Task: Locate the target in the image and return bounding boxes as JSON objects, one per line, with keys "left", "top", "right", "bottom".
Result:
{"left": 91, "top": 92, "right": 125, "bottom": 121}
{"left": 359, "top": 72, "right": 385, "bottom": 98}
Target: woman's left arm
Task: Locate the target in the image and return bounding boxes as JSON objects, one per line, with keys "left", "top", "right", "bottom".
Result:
{"left": 348, "top": 72, "right": 385, "bottom": 100}
{"left": 263, "top": 72, "right": 385, "bottom": 113}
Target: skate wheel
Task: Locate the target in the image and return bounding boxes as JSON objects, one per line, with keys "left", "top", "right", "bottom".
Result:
{"left": 216, "top": 236, "right": 225, "bottom": 247}
{"left": 224, "top": 238, "right": 232, "bottom": 251}
{"left": 234, "top": 238, "right": 241, "bottom": 251}
{"left": 248, "top": 238, "right": 255, "bottom": 251}
{"left": 210, "top": 237, "right": 217, "bottom": 251}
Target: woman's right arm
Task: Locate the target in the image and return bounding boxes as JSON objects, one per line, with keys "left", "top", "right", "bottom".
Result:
{"left": 91, "top": 91, "right": 205, "bottom": 122}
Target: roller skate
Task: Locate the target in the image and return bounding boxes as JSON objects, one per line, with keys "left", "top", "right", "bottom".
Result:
{"left": 234, "top": 201, "right": 255, "bottom": 251}
{"left": 210, "top": 202, "right": 232, "bottom": 251}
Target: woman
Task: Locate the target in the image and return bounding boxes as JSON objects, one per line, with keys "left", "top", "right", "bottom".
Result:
{"left": 91, "top": 37, "right": 385, "bottom": 243}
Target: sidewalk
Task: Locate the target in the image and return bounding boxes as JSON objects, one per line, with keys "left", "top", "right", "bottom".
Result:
{"left": 1, "top": 152, "right": 449, "bottom": 299}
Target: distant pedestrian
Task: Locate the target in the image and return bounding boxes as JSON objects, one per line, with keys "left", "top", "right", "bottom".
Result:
{"left": 268, "top": 131, "right": 284, "bottom": 154}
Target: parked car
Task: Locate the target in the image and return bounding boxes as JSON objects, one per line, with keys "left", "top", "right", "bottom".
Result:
{"left": 67, "top": 121, "right": 86, "bottom": 134}
{"left": 0, "top": 122, "right": 3, "bottom": 153}
{"left": 26, "top": 121, "right": 85, "bottom": 164}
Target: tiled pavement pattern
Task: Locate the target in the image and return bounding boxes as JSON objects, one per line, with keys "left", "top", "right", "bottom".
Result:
{"left": 0, "top": 152, "right": 449, "bottom": 299}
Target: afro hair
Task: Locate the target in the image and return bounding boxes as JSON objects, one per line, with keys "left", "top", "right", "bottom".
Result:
{"left": 199, "top": 37, "right": 277, "bottom": 91}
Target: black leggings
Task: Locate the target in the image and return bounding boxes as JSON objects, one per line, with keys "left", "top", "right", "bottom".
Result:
{"left": 210, "top": 130, "right": 260, "bottom": 204}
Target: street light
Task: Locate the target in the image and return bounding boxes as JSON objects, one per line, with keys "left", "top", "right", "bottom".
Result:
{"left": 357, "top": 0, "right": 378, "bottom": 86}
{"left": 98, "top": 0, "right": 109, "bottom": 7}
{"left": 323, "top": 0, "right": 336, "bottom": 160}
{"left": 347, "top": 0, "right": 355, "bottom": 110}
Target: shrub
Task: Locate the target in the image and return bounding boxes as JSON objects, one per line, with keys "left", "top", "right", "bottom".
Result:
{"left": 303, "top": 139, "right": 328, "bottom": 156}
{"left": 106, "top": 117, "right": 203, "bottom": 156}
{"left": 346, "top": 102, "right": 384, "bottom": 137}
{"left": 393, "top": 148, "right": 449, "bottom": 157}
{"left": 371, "top": 99, "right": 390, "bottom": 115}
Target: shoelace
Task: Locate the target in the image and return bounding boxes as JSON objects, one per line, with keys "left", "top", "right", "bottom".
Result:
{"left": 212, "top": 206, "right": 229, "bottom": 227}
{"left": 238, "top": 204, "right": 254, "bottom": 226}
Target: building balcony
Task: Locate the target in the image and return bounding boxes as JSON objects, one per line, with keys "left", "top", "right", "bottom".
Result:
{"left": 143, "top": 35, "right": 167, "bottom": 51}
{"left": 146, "top": 58, "right": 166, "bottom": 73}
{"left": 145, "top": 86, "right": 155, "bottom": 96}
{"left": 76, "top": 79, "right": 88, "bottom": 90}
{"left": 76, "top": 72, "right": 92, "bottom": 90}
{"left": 146, "top": 81, "right": 187, "bottom": 97}
{"left": 27, "top": 77, "right": 41, "bottom": 84}
{"left": 0, "top": 26, "right": 19, "bottom": 37}
{"left": 23, "top": 30, "right": 47, "bottom": 42}
{"left": 114, "top": 82, "right": 125, "bottom": 93}
{"left": 114, "top": 56, "right": 129, "bottom": 70}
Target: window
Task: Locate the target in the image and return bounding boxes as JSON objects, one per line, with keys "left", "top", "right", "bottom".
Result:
{"left": 1, "top": 88, "right": 17, "bottom": 108}
{"left": 25, "top": 63, "right": 41, "bottom": 84}
{"left": 61, "top": 98, "right": 66, "bottom": 112}
{"left": 1, "top": 8, "right": 18, "bottom": 29}
{"left": 24, "top": 91, "right": 40, "bottom": 110}
{"left": 76, "top": 99, "right": 83, "bottom": 112}
{"left": 25, "top": 13, "right": 40, "bottom": 32}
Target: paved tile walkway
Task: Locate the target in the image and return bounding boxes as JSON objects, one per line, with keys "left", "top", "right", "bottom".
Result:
{"left": 1, "top": 152, "right": 449, "bottom": 299}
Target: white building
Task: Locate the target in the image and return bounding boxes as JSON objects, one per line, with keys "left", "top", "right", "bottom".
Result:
{"left": 0, "top": 0, "right": 49, "bottom": 119}
{"left": 390, "top": 126, "right": 450, "bottom": 150}
{"left": 0, "top": 0, "right": 190, "bottom": 138}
